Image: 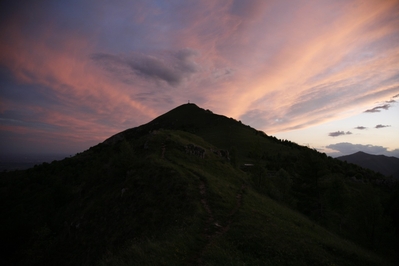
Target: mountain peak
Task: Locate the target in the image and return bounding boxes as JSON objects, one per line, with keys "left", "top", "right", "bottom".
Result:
{"left": 2, "top": 103, "right": 398, "bottom": 265}
{"left": 104, "top": 103, "right": 244, "bottom": 146}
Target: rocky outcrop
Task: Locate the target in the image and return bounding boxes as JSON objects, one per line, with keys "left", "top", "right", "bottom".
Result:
{"left": 210, "top": 148, "right": 230, "bottom": 161}
{"left": 186, "top": 144, "right": 206, "bottom": 159}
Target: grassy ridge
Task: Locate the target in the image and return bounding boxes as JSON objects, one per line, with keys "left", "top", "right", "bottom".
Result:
{"left": 1, "top": 104, "right": 398, "bottom": 265}
{"left": 98, "top": 130, "right": 389, "bottom": 265}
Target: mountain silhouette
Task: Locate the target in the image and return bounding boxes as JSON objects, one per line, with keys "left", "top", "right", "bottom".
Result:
{"left": 337, "top": 151, "right": 399, "bottom": 179}
{"left": 1, "top": 103, "right": 398, "bottom": 265}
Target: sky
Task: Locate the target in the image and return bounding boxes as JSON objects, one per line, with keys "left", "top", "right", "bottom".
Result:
{"left": 0, "top": 0, "right": 398, "bottom": 158}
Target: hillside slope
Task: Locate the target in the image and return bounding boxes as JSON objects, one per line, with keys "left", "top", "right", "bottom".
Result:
{"left": 105, "top": 103, "right": 280, "bottom": 163}
{"left": 337, "top": 151, "right": 399, "bottom": 179}
{"left": 1, "top": 104, "right": 398, "bottom": 265}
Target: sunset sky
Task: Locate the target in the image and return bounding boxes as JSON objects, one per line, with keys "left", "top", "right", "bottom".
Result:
{"left": 1, "top": 0, "right": 398, "bottom": 158}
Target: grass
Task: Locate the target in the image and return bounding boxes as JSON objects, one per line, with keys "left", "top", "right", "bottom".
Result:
{"left": 1, "top": 105, "right": 397, "bottom": 265}
{"left": 95, "top": 129, "right": 392, "bottom": 265}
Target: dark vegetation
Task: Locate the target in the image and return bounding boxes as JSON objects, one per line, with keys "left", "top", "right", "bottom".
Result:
{"left": 1, "top": 103, "right": 398, "bottom": 265}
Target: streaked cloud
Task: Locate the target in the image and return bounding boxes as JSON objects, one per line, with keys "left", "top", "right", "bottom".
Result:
{"left": 364, "top": 104, "right": 391, "bottom": 113}
{"left": 91, "top": 48, "right": 201, "bottom": 87}
{"left": 0, "top": 0, "right": 399, "bottom": 154}
{"left": 354, "top": 126, "right": 367, "bottom": 130}
{"left": 329, "top": 131, "right": 353, "bottom": 137}
{"left": 375, "top": 124, "right": 391, "bottom": 128}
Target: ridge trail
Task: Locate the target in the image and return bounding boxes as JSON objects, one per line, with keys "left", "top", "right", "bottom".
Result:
{"left": 194, "top": 178, "right": 246, "bottom": 265}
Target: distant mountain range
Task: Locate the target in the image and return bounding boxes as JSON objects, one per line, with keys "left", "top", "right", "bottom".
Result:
{"left": 0, "top": 154, "right": 69, "bottom": 171}
{"left": 337, "top": 151, "right": 399, "bottom": 179}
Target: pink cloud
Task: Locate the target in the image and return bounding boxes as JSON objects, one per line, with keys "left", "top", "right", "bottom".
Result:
{"left": 0, "top": 14, "right": 159, "bottom": 147}
{"left": 1, "top": 0, "right": 398, "bottom": 154}
{"left": 218, "top": 0, "right": 399, "bottom": 132}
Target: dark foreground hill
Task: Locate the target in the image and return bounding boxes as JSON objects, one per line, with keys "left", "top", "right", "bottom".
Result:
{"left": 1, "top": 104, "right": 398, "bottom": 265}
{"left": 337, "top": 151, "right": 399, "bottom": 179}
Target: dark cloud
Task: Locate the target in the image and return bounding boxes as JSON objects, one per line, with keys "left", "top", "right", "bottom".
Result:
{"left": 327, "top": 142, "right": 399, "bottom": 158}
{"left": 230, "top": 0, "right": 269, "bottom": 17}
{"left": 393, "top": 93, "right": 399, "bottom": 98}
{"left": 213, "top": 68, "right": 234, "bottom": 79}
{"left": 375, "top": 124, "right": 391, "bottom": 129}
{"left": 128, "top": 56, "right": 182, "bottom": 85}
{"left": 90, "top": 53, "right": 133, "bottom": 79}
{"left": 91, "top": 53, "right": 124, "bottom": 70}
{"left": 91, "top": 48, "right": 200, "bottom": 86}
{"left": 364, "top": 104, "right": 391, "bottom": 113}
{"left": 328, "top": 131, "right": 352, "bottom": 137}
{"left": 129, "top": 48, "right": 200, "bottom": 86}
{"left": 354, "top": 126, "right": 367, "bottom": 130}
{"left": 386, "top": 99, "right": 396, "bottom": 103}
